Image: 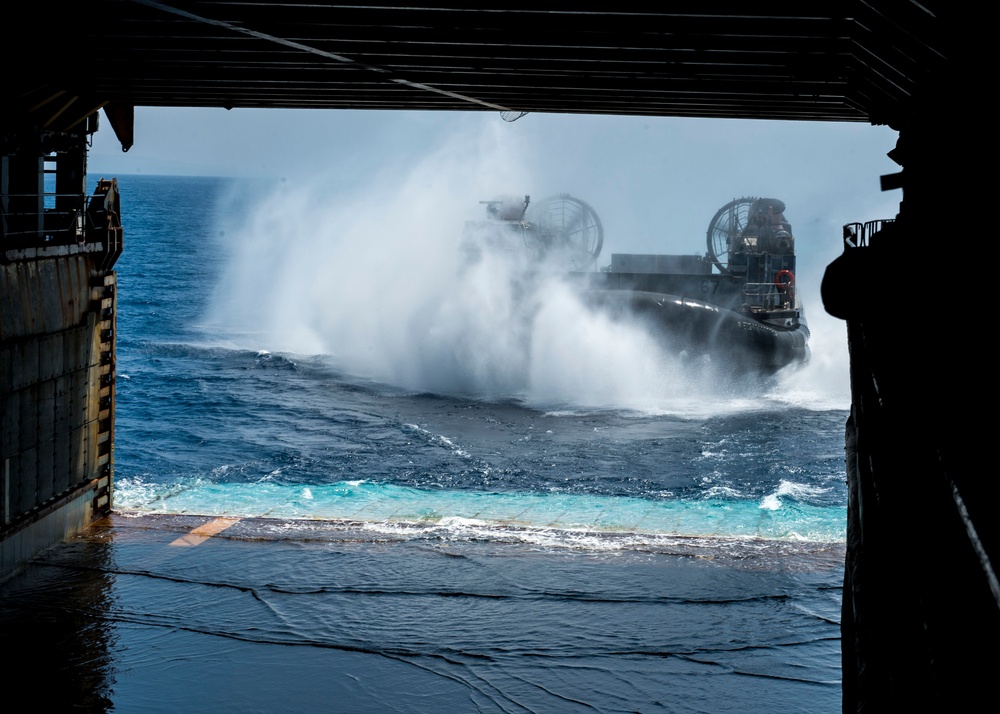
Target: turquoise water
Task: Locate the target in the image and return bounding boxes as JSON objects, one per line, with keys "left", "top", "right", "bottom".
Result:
{"left": 116, "top": 478, "right": 846, "bottom": 545}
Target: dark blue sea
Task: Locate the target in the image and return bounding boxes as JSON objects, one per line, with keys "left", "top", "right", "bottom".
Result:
{"left": 88, "top": 174, "right": 852, "bottom": 710}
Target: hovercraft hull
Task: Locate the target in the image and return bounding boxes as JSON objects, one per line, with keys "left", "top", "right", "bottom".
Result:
{"left": 583, "top": 289, "right": 810, "bottom": 374}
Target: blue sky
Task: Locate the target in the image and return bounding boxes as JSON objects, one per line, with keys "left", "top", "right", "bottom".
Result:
{"left": 89, "top": 106, "right": 901, "bottom": 259}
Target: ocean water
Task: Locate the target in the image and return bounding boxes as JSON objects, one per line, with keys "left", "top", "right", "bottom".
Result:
{"left": 104, "top": 174, "right": 848, "bottom": 711}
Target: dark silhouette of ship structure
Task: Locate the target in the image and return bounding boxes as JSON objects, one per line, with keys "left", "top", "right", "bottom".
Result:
{"left": 462, "top": 193, "right": 809, "bottom": 375}
{"left": 3, "top": 7, "right": 993, "bottom": 709}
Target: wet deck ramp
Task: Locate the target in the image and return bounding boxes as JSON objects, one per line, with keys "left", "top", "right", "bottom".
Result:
{"left": 0, "top": 513, "right": 845, "bottom": 712}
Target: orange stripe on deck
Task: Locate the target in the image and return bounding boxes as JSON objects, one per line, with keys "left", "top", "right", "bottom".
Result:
{"left": 170, "top": 517, "right": 242, "bottom": 547}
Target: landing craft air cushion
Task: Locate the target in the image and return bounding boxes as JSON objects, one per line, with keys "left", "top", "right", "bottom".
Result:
{"left": 461, "top": 194, "right": 810, "bottom": 375}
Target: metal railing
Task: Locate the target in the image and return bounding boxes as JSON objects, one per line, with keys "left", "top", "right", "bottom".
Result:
{"left": 842, "top": 219, "right": 895, "bottom": 248}
{"left": 2, "top": 190, "right": 114, "bottom": 247}
{"left": 743, "top": 281, "right": 793, "bottom": 310}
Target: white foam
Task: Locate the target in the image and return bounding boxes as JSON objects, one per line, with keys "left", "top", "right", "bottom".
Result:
{"left": 759, "top": 494, "right": 783, "bottom": 511}
{"left": 775, "top": 479, "right": 831, "bottom": 499}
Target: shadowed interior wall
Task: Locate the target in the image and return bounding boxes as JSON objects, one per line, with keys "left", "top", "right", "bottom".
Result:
{"left": 1, "top": 255, "right": 116, "bottom": 579}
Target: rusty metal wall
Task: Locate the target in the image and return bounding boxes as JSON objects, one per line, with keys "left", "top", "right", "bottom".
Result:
{"left": 0, "top": 254, "right": 115, "bottom": 580}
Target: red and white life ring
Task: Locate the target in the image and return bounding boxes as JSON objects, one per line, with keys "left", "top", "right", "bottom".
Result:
{"left": 774, "top": 270, "right": 795, "bottom": 291}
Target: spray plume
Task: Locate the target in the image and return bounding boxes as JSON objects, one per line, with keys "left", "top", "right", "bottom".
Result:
{"left": 206, "top": 121, "right": 847, "bottom": 414}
